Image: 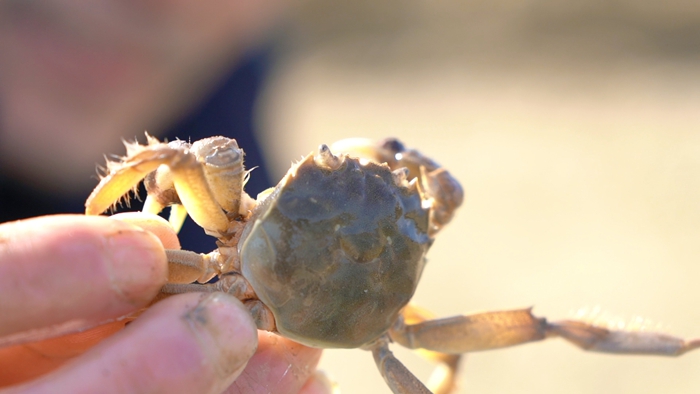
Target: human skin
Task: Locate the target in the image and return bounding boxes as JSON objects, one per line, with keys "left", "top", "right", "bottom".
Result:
{"left": 0, "top": 1, "right": 326, "bottom": 390}
{"left": 0, "top": 214, "right": 328, "bottom": 394}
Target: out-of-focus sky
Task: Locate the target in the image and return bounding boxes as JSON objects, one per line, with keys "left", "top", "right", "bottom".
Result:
{"left": 258, "top": 1, "right": 700, "bottom": 393}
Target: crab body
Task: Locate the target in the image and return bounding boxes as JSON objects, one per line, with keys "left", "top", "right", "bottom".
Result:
{"left": 240, "top": 153, "right": 431, "bottom": 348}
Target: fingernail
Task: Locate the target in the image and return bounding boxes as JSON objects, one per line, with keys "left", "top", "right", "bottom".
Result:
{"left": 184, "top": 293, "right": 258, "bottom": 380}
{"left": 106, "top": 229, "right": 168, "bottom": 305}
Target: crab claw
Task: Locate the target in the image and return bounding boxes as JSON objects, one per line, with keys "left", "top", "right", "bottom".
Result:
{"left": 85, "top": 136, "right": 241, "bottom": 235}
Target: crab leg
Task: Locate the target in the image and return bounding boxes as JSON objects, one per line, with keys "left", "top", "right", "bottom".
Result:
{"left": 161, "top": 249, "right": 221, "bottom": 284}
{"left": 390, "top": 307, "right": 700, "bottom": 358}
{"left": 85, "top": 140, "right": 229, "bottom": 233}
{"left": 86, "top": 153, "right": 164, "bottom": 216}
{"left": 159, "top": 262, "right": 276, "bottom": 332}
{"left": 391, "top": 306, "right": 463, "bottom": 394}
{"left": 548, "top": 319, "right": 700, "bottom": 356}
{"left": 370, "top": 339, "right": 432, "bottom": 394}
{"left": 390, "top": 308, "right": 547, "bottom": 355}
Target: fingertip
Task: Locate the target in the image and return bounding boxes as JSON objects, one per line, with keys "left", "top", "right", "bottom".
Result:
{"left": 110, "top": 212, "right": 181, "bottom": 249}
{"left": 0, "top": 215, "right": 168, "bottom": 340}
{"left": 182, "top": 293, "right": 258, "bottom": 382}
{"left": 104, "top": 224, "right": 168, "bottom": 306}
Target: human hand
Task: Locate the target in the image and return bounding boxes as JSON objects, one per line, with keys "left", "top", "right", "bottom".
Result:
{"left": 0, "top": 214, "right": 330, "bottom": 394}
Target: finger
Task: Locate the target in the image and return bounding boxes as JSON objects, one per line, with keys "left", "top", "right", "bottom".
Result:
{"left": 0, "top": 213, "right": 177, "bottom": 385}
{"left": 0, "top": 321, "right": 126, "bottom": 387}
{"left": 224, "top": 331, "right": 323, "bottom": 394}
{"left": 0, "top": 213, "right": 179, "bottom": 386}
{"left": 111, "top": 212, "right": 181, "bottom": 249}
{"left": 3, "top": 293, "right": 258, "bottom": 394}
{"left": 0, "top": 215, "right": 167, "bottom": 344}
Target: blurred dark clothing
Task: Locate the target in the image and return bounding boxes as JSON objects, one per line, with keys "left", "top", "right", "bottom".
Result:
{"left": 0, "top": 49, "right": 273, "bottom": 253}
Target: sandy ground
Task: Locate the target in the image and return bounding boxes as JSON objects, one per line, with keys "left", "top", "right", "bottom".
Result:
{"left": 255, "top": 1, "right": 700, "bottom": 393}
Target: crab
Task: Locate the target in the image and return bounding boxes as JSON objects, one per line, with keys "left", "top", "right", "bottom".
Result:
{"left": 85, "top": 135, "right": 700, "bottom": 394}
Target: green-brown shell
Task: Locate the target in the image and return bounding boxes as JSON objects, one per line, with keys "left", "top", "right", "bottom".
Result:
{"left": 239, "top": 153, "right": 432, "bottom": 348}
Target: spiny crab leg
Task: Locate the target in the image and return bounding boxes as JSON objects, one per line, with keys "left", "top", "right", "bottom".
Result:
{"left": 548, "top": 320, "right": 700, "bottom": 356}
{"left": 389, "top": 307, "right": 700, "bottom": 357}
{"left": 85, "top": 136, "right": 250, "bottom": 235}
{"left": 377, "top": 308, "right": 700, "bottom": 394}
{"left": 389, "top": 309, "right": 547, "bottom": 355}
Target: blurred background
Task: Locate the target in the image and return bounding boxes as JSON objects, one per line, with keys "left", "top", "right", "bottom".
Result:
{"left": 260, "top": 1, "right": 700, "bottom": 393}
{"left": 1, "top": 1, "right": 699, "bottom": 393}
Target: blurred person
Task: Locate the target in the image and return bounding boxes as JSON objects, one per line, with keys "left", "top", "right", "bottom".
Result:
{"left": 0, "top": 2, "right": 328, "bottom": 393}
{"left": 0, "top": 1, "right": 277, "bottom": 252}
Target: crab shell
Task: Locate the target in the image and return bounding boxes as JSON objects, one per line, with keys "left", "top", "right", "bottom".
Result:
{"left": 239, "top": 152, "right": 432, "bottom": 348}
